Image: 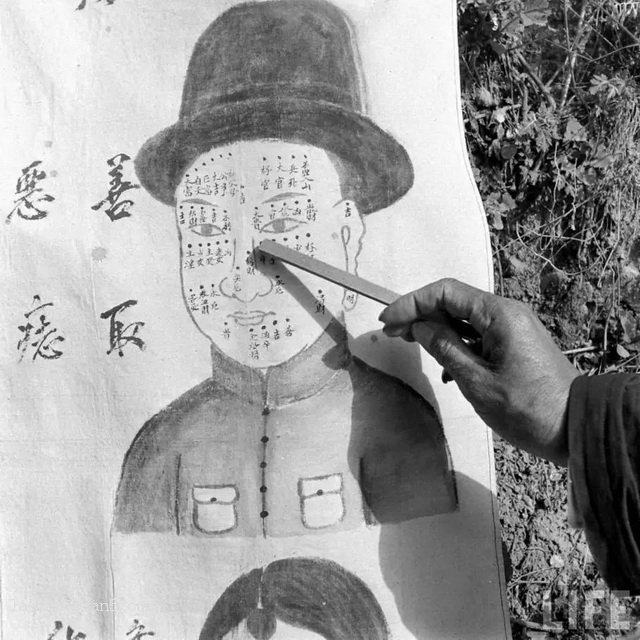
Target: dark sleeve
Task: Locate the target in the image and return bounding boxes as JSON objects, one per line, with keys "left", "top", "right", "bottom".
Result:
{"left": 568, "top": 373, "right": 640, "bottom": 593}
{"left": 113, "top": 419, "right": 179, "bottom": 534}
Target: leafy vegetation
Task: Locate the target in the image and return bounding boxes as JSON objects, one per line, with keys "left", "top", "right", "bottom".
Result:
{"left": 457, "top": 1, "right": 640, "bottom": 636}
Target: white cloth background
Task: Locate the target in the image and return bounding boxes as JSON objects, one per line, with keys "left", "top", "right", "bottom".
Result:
{"left": 0, "top": 1, "right": 510, "bottom": 638}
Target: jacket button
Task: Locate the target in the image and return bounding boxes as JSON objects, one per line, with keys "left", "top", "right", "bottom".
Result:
{"left": 260, "top": 461, "right": 267, "bottom": 468}
{"left": 260, "top": 510, "right": 269, "bottom": 518}
{"left": 261, "top": 436, "right": 269, "bottom": 443}
{"left": 260, "top": 486, "right": 267, "bottom": 493}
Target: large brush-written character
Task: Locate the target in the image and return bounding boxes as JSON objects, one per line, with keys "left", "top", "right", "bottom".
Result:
{"left": 114, "top": 0, "right": 456, "bottom": 538}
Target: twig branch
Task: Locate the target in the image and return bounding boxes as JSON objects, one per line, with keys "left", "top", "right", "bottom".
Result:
{"left": 512, "top": 618, "right": 565, "bottom": 634}
{"left": 514, "top": 50, "right": 556, "bottom": 108}
{"left": 560, "top": 0, "right": 589, "bottom": 110}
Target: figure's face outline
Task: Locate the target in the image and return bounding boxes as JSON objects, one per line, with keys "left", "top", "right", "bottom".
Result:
{"left": 220, "top": 619, "right": 326, "bottom": 640}
{"left": 175, "top": 140, "right": 364, "bottom": 368}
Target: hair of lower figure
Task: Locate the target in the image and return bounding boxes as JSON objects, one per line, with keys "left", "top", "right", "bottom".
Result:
{"left": 198, "top": 556, "right": 389, "bottom": 640}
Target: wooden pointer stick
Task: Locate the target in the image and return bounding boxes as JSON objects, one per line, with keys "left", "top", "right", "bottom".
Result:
{"left": 257, "top": 239, "right": 398, "bottom": 305}
{"left": 257, "top": 239, "right": 482, "bottom": 344}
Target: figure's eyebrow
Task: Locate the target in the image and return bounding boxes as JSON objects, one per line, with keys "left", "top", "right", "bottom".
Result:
{"left": 182, "top": 197, "right": 217, "bottom": 206}
{"left": 262, "top": 192, "right": 306, "bottom": 205}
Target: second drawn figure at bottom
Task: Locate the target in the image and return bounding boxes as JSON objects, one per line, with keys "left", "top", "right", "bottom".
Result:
{"left": 198, "top": 557, "right": 389, "bottom": 640}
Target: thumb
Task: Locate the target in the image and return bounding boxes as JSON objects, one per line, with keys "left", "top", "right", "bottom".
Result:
{"left": 411, "top": 319, "right": 485, "bottom": 382}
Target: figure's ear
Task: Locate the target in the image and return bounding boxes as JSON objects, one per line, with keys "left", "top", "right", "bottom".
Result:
{"left": 332, "top": 199, "right": 365, "bottom": 311}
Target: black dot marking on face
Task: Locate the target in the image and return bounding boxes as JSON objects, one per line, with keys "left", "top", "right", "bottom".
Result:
{"left": 202, "top": 162, "right": 206, "bottom": 166}
{"left": 277, "top": 156, "right": 281, "bottom": 160}
{"left": 307, "top": 199, "right": 311, "bottom": 202}
{"left": 224, "top": 322, "right": 228, "bottom": 326}
{"left": 261, "top": 325, "right": 266, "bottom": 330}
{"left": 263, "top": 157, "right": 266, "bottom": 161}
{"left": 228, "top": 152, "right": 232, "bottom": 157}
{"left": 200, "top": 284, "right": 204, "bottom": 288}
{"left": 295, "top": 235, "right": 299, "bottom": 240}
{"left": 283, "top": 237, "right": 287, "bottom": 242}
{"left": 306, "top": 233, "right": 311, "bottom": 238}
{"left": 224, "top": 239, "right": 229, "bottom": 244}
{"left": 194, "top": 168, "right": 198, "bottom": 172}
{"left": 235, "top": 266, "right": 240, "bottom": 270}
{"left": 318, "top": 290, "right": 323, "bottom": 294}
{"left": 254, "top": 206, "right": 258, "bottom": 210}
{"left": 271, "top": 204, "right": 275, "bottom": 208}
{"left": 185, "top": 174, "right": 190, "bottom": 178}
{"left": 216, "top": 241, "right": 220, "bottom": 245}
{"left": 219, "top": 154, "right": 223, "bottom": 158}
{"left": 187, "top": 244, "right": 192, "bottom": 248}
{"left": 198, "top": 243, "right": 202, "bottom": 247}
{"left": 246, "top": 250, "right": 251, "bottom": 255}
{"left": 294, "top": 201, "right": 299, "bottom": 205}
{"left": 285, "top": 318, "right": 290, "bottom": 322}
{"left": 207, "top": 243, "right": 211, "bottom": 246}
{"left": 249, "top": 328, "right": 254, "bottom": 332}
{"left": 272, "top": 320, "right": 277, "bottom": 326}
{"left": 189, "top": 289, "right": 193, "bottom": 292}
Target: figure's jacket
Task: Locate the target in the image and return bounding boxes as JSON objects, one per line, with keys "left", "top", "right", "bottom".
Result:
{"left": 114, "top": 324, "right": 457, "bottom": 537}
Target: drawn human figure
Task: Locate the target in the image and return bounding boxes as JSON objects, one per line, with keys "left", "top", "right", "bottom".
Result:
{"left": 198, "top": 557, "right": 389, "bottom": 640}
{"left": 114, "top": 0, "right": 457, "bottom": 537}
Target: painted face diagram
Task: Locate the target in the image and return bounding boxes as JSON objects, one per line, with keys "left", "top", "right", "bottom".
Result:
{"left": 175, "top": 140, "right": 364, "bottom": 368}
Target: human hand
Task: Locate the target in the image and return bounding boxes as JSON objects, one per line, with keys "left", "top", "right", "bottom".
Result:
{"left": 378, "top": 278, "right": 579, "bottom": 466}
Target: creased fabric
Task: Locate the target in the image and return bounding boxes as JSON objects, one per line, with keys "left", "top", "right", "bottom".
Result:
{"left": 569, "top": 373, "right": 640, "bottom": 593}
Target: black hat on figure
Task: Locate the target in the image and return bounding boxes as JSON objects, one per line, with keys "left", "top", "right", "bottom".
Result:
{"left": 135, "top": 0, "right": 414, "bottom": 215}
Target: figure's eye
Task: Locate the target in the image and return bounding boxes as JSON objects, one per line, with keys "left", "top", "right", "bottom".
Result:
{"left": 190, "top": 223, "right": 224, "bottom": 237}
{"left": 259, "top": 218, "right": 306, "bottom": 234}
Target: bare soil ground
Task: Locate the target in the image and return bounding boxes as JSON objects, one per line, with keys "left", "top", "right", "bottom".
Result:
{"left": 492, "top": 242, "right": 640, "bottom": 638}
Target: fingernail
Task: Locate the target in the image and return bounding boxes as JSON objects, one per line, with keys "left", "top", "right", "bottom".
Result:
{"left": 382, "top": 325, "right": 405, "bottom": 337}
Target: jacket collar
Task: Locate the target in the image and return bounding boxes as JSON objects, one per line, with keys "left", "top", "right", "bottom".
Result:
{"left": 209, "top": 317, "right": 352, "bottom": 406}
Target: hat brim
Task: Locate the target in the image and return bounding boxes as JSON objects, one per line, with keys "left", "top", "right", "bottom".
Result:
{"left": 134, "top": 97, "right": 413, "bottom": 215}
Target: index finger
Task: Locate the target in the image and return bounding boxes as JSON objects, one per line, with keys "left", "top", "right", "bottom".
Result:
{"left": 378, "top": 278, "right": 494, "bottom": 336}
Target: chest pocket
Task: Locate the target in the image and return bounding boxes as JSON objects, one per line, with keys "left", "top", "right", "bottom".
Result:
{"left": 298, "top": 473, "right": 344, "bottom": 529}
{"left": 192, "top": 485, "right": 238, "bottom": 534}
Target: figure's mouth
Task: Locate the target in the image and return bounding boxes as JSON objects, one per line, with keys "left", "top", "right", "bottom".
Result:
{"left": 227, "top": 311, "right": 275, "bottom": 326}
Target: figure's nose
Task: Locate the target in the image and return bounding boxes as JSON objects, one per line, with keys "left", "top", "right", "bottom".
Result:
{"left": 219, "top": 239, "right": 273, "bottom": 302}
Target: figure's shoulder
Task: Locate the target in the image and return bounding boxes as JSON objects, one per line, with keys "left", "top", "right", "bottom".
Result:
{"left": 348, "top": 355, "right": 425, "bottom": 401}
{"left": 127, "top": 377, "right": 228, "bottom": 451}
{"left": 347, "top": 355, "right": 441, "bottom": 424}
